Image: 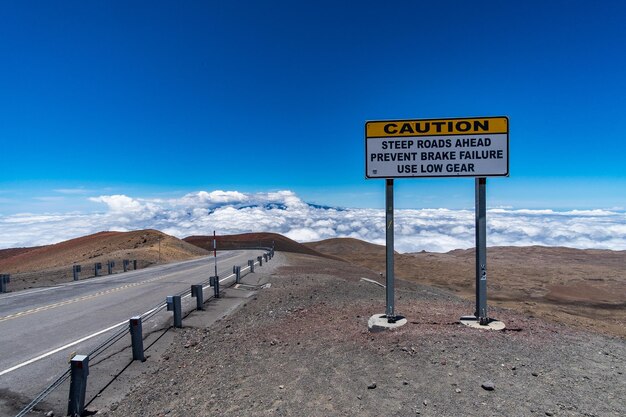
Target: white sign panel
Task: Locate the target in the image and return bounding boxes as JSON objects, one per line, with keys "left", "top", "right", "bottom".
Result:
{"left": 366, "top": 117, "right": 509, "bottom": 178}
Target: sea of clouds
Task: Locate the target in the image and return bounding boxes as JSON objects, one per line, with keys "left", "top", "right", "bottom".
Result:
{"left": 1, "top": 190, "right": 625, "bottom": 252}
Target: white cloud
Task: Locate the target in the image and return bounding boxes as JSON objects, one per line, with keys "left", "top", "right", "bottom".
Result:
{"left": 0, "top": 190, "right": 625, "bottom": 253}
{"left": 54, "top": 188, "right": 92, "bottom": 195}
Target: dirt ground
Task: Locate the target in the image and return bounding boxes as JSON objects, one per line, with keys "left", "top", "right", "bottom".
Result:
{"left": 306, "top": 239, "right": 626, "bottom": 338}
{"left": 99, "top": 252, "right": 625, "bottom": 417}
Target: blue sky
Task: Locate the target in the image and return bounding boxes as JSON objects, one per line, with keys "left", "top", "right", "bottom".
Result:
{"left": 1, "top": 0, "right": 626, "bottom": 215}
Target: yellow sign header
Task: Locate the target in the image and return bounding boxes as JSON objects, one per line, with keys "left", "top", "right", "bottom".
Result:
{"left": 366, "top": 116, "right": 508, "bottom": 138}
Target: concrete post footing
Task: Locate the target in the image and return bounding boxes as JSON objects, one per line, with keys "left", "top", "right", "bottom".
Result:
{"left": 367, "top": 314, "right": 407, "bottom": 332}
{"left": 459, "top": 315, "right": 505, "bottom": 330}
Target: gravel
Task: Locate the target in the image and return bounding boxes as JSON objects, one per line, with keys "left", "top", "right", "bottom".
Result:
{"left": 99, "top": 252, "right": 626, "bottom": 417}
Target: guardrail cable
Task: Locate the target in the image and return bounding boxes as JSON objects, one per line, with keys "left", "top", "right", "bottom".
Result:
{"left": 88, "top": 326, "right": 128, "bottom": 361}
{"left": 14, "top": 251, "right": 269, "bottom": 417}
{"left": 14, "top": 368, "right": 70, "bottom": 417}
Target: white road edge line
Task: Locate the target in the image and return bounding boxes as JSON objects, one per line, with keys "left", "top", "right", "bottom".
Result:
{"left": 0, "top": 320, "right": 127, "bottom": 377}
{"left": 0, "top": 259, "right": 261, "bottom": 376}
{"left": 0, "top": 286, "right": 59, "bottom": 299}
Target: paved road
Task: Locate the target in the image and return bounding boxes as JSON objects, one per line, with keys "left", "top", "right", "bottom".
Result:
{"left": 0, "top": 250, "right": 263, "bottom": 403}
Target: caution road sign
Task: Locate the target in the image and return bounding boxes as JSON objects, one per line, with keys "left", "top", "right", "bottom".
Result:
{"left": 365, "top": 116, "right": 509, "bottom": 178}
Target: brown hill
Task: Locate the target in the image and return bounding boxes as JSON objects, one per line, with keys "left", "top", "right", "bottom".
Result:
{"left": 0, "top": 230, "right": 209, "bottom": 273}
{"left": 0, "top": 230, "right": 210, "bottom": 291}
{"left": 306, "top": 238, "right": 626, "bottom": 337}
{"left": 0, "top": 246, "right": 43, "bottom": 262}
{"left": 184, "top": 232, "right": 342, "bottom": 261}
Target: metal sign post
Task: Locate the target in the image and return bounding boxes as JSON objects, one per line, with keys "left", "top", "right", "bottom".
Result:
{"left": 475, "top": 177, "right": 488, "bottom": 324}
{"left": 365, "top": 116, "right": 509, "bottom": 331}
{"left": 385, "top": 179, "right": 396, "bottom": 322}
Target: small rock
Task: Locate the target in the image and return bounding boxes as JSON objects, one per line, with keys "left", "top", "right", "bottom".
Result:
{"left": 455, "top": 388, "right": 461, "bottom": 393}
{"left": 481, "top": 381, "right": 495, "bottom": 391}
{"left": 403, "top": 381, "right": 409, "bottom": 386}
{"left": 357, "top": 395, "right": 362, "bottom": 400}
{"left": 45, "top": 411, "right": 54, "bottom": 417}
{"left": 545, "top": 412, "right": 554, "bottom": 416}
{"left": 368, "top": 383, "right": 377, "bottom": 389}
{"left": 279, "top": 385, "right": 284, "bottom": 390}
{"left": 423, "top": 399, "right": 430, "bottom": 406}
{"left": 511, "top": 366, "right": 517, "bottom": 370}
{"left": 532, "top": 372, "right": 539, "bottom": 377}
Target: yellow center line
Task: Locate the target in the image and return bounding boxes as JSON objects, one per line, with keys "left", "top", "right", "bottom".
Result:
{"left": 0, "top": 275, "right": 167, "bottom": 323}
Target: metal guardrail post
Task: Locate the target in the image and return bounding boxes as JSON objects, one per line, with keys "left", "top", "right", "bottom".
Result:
{"left": 94, "top": 263, "right": 101, "bottom": 277}
{"left": 72, "top": 265, "right": 81, "bottom": 281}
{"left": 191, "top": 284, "right": 204, "bottom": 310}
{"left": 263, "top": 254, "right": 268, "bottom": 262}
{"left": 107, "top": 261, "right": 115, "bottom": 275}
{"left": 235, "top": 266, "right": 241, "bottom": 284}
{"left": 257, "top": 255, "right": 263, "bottom": 266}
{"left": 129, "top": 317, "right": 145, "bottom": 361}
{"left": 248, "top": 260, "right": 254, "bottom": 273}
{"left": 133, "top": 260, "right": 137, "bottom": 270}
{"left": 123, "top": 259, "right": 130, "bottom": 272}
{"left": 0, "top": 274, "right": 9, "bottom": 293}
{"left": 67, "top": 354, "right": 89, "bottom": 417}
{"left": 166, "top": 296, "right": 182, "bottom": 328}
{"left": 210, "top": 276, "right": 220, "bottom": 298}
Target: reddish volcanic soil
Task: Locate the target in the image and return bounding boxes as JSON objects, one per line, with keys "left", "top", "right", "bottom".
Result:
{"left": 2, "top": 231, "right": 624, "bottom": 337}
{"left": 0, "top": 230, "right": 209, "bottom": 291}
{"left": 184, "top": 232, "right": 341, "bottom": 260}
{"left": 306, "top": 238, "right": 626, "bottom": 338}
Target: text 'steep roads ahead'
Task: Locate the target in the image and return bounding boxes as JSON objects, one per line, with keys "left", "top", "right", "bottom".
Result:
{"left": 365, "top": 116, "right": 509, "bottom": 178}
